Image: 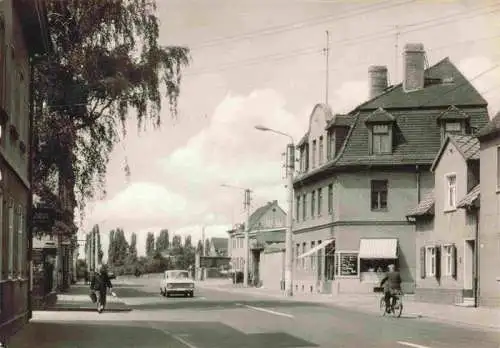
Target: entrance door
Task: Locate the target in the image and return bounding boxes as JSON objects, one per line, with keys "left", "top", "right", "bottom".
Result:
{"left": 463, "top": 240, "right": 475, "bottom": 297}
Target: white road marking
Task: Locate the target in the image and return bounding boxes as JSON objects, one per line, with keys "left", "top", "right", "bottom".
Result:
{"left": 397, "top": 341, "right": 431, "bottom": 348}
{"left": 157, "top": 327, "right": 199, "bottom": 348}
{"left": 240, "top": 304, "right": 294, "bottom": 318}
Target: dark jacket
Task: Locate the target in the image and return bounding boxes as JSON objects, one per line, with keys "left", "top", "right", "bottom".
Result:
{"left": 90, "top": 271, "right": 113, "bottom": 293}
{"left": 380, "top": 271, "right": 402, "bottom": 291}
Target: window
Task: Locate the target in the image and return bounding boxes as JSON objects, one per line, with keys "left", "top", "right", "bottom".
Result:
{"left": 445, "top": 174, "right": 457, "bottom": 210}
{"left": 425, "top": 246, "right": 436, "bottom": 277}
{"left": 335, "top": 252, "right": 359, "bottom": 277}
{"left": 17, "top": 208, "right": 24, "bottom": 277}
{"left": 497, "top": 146, "right": 500, "bottom": 190}
{"left": 328, "top": 184, "right": 333, "bottom": 214}
{"left": 443, "top": 245, "right": 454, "bottom": 277}
{"left": 301, "top": 242, "right": 306, "bottom": 269}
{"left": 302, "top": 194, "right": 307, "bottom": 220}
{"left": 311, "top": 190, "right": 316, "bottom": 217}
{"left": 312, "top": 140, "right": 317, "bottom": 168}
{"left": 8, "top": 200, "right": 14, "bottom": 277}
{"left": 371, "top": 124, "right": 391, "bottom": 154}
{"left": 371, "top": 180, "right": 388, "bottom": 211}
{"left": 327, "top": 131, "right": 336, "bottom": 160}
{"left": 317, "top": 188, "right": 322, "bottom": 216}
{"left": 445, "top": 122, "right": 462, "bottom": 133}
{"left": 295, "top": 243, "right": 300, "bottom": 267}
{"left": 296, "top": 195, "right": 300, "bottom": 222}
{"left": 319, "top": 136, "right": 324, "bottom": 165}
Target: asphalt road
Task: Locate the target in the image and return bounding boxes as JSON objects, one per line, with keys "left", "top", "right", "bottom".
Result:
{"left": 8, "top": 277, "right": 500, "bottom": 348}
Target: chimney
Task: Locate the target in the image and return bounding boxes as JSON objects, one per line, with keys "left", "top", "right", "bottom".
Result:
{"left": 403, "top": 43, "right": 425, "bottom": 92}
{"left": 368, "top": 65, "right": 388, "bottom": 98}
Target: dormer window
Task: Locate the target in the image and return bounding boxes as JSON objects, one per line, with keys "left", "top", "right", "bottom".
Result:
{"left": 327, "top": 130, "right": 336, "bottom": 160}
{"left": 312, "top": 139, "right": 317, "bottom": 168}
{"left": 319, "top": 136, "right": 324, "bottom": 165}
{"left": 299, "top": 144, "right": 309, "bottom": 173}
{"left": 365, "top": 107, "right": 395, "bottom": 155}
{"left": 437, "top": 106, "right": 469, "bottom": 143}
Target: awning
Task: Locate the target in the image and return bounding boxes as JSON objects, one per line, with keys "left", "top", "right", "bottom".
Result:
{"left": 359, "top": 238, "right": 398, "bottom": 259}
{"left": 298, "top": 239, "right": 334, "bottom": 259}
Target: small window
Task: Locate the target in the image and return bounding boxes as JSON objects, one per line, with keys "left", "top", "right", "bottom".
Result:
{"left": 371, "top": 124, "right": 392, "bottom": 154}
{"left": 311, "top": 190, "right": 316, "bottom": 217}
{"left": 445, "top": 174, "right": 457, "bottom": 210}
{"left": 317, "top": 188, "right": 322, "bottom": 216}
{"left": 327, "top": 131, "right": 336, "bottom": 160}
{"left": 371, "top": 180, "right": 388, "bottom": 211}
{"left": 445, "top": 122, "right": 461, "bottom": 132}
{"left": 426, "top": 246, "right": 436, "bottom": 277}
{"left": 328, "top": 184, "right": 333, "bottom": 214}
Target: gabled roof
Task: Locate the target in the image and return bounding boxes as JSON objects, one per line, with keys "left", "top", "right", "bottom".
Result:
{"left": 406, "top": 191, "right": 434, "bottom": 217}
{"left": 436, "top": 105, "right": 470, "bottom": 122}
{"left": 477, "top": 111, "right": 500, "bottom": 141}
{"left": 431, "top": 134, "right": 480, "bottom": 172}
{"left": 457, "top": 184, "right": 480, "bottom": 209}
{"left": 248, "top": 200, "right": 285, "bottom": 231}
{"left": 364, "top": 108, "right": 396, "bottom": 124}
{"left": 358, "top": 57, "right": 487, "bottom": 110}
{"left": 211, "top": 237, "right": 228, "bottom": 251}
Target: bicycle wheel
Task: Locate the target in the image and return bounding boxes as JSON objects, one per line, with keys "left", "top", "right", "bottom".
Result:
{"left": 392, "top": 298, "right": 403, "bottom": 318}
{"left": 379, "top": 297, "right": 387, "bottom": 316}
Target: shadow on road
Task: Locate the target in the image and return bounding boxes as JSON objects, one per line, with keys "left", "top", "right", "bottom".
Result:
{"left": 9, "top": 320, "right": 318, "bottom": 348}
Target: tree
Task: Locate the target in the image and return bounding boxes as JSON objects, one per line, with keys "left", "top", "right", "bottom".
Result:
{"left": 128, "top": 232, "right": 138, "bottom": 264}
{"left": 94, "top": 225, "right": 104, "bottom": 264}
{"left": 196, "top": 240, "right": 203, "bottom": 255}
{"left": 171, "top": 235, "right": 182, "bottom": 253}
{"left": 184, "top": 235, "right": 192, "bottom": 249}
{"left": 33, "top": 0, "right": 190, "bottom": 223}
{"left": 108, "top": 229, "right": 116, "bottom": 265}
{"left": 155, "top": 229, "right": 170, "bottom": 253}
{"left": 109, "top": 228, "right": 129, "bottom": 266}
{"left": 205, "top": 238, "right": 211, "bottom": 256}
{"left": 146, "top": 232, "right": 155, "bottom": 257}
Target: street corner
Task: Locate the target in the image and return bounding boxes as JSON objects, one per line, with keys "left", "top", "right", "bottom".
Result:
{"left": 6, "top": 321, "right": 186, "bottom": 348}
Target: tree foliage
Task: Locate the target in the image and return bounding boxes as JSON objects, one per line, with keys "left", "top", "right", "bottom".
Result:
{"left": 155, "top": 229, "right": 170, "bottom": 252}
{"left": 33, "top": 0, "right": 190, "bottom": 220}
{"left": 145, "top": 232, "right": 155, "bottom": 257}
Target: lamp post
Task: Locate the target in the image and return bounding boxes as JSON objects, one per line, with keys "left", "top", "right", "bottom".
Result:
{"left": 255, "top": 125, "right": 295, "bottom": 297}
{"left": 221, "top": 184, "right": 252, "bottom": 287}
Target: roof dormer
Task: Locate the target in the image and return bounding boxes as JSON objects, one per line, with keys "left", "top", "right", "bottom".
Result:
{"left": 364, "top": 108, "right": 396, "bottom": 155}
{"left": 437, "top": 105, "right": 470, "bottom": 143}
{"left": 325, "top": 114, "right": 353, "bottom": 160}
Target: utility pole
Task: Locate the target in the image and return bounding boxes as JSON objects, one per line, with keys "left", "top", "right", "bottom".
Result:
{"left": 243, "top": 189, "right": 251, "bottom": 287}
{"left": 394, "top": 25, "right": 400, "bottom": 84}
{"left": 285, "top": 143, "right": 295, "bottom": 297}
{"left": 201, "top": 226, "right": 206, "bottom": 257}
{"left": 324, "top": 30, "right": 330, "bottom": 105}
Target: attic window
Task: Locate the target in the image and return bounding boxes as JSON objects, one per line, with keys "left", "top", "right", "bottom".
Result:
{"left": 370, "top": 124, "right": 392, "bottom": 154}
{"left": 445, "top": 122, "right": 461, "bottom": 132}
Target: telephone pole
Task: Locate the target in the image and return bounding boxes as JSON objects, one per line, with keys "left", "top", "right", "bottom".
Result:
{"left": 243, "top": 189, "right": 252, "bottom": 287}
{"left": 324, "top": 30, "right": 330, "bottom": 105}
{"left": 394, "top": 25, "right": 400, "bottom": 84}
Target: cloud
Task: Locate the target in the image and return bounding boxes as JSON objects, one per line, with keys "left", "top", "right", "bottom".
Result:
{"left": 458, "top": 56, "right": 500, "bottom": 115}
{"left": 332, "top": 80, "right": 369, "bottom": 114}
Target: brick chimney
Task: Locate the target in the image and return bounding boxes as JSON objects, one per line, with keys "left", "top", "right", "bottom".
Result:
{"left": 403, "top": 43, "right": 425, "bottom": 92}
{"left": 368, "top": 65, "right": 388, "bottom": 98}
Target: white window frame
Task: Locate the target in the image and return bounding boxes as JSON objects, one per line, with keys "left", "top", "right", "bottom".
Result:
{"left": 445, "top": 173, "right": 457, "bottom": 211}
{"left": 425, "top": 246, "right": 436, "bottom": 277}
{"left": 445, "top": 121, "right": 461, "bottom": 132}
{"left": 7, "top": 199, "right": 14, "bottom": 278}
{"left": 442, "top": 244, "right": 453, "bottom": 277}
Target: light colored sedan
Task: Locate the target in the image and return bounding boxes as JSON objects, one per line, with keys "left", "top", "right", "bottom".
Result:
{"left": 160, "top": 270, "right": 195, "bottom": 297}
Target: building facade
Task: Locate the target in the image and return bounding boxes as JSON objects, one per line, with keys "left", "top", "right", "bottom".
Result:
{"left": 0, "top": 0, "right": 49, "bottom": 341}
{"left": 408, "top": 135, "right": 480, "bottom": 306}
{"left": 476, "top": 113, "right": 500, "bottom": 307}
{"left": 293, "top": 42, "right": 489, "bottom": 296}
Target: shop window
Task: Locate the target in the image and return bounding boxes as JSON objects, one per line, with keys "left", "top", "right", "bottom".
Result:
{"left": 360, "top": 259, "right": 397, "bottom": 283}
{"left": 335, "top": 252, "right": 359, "bottom": 277}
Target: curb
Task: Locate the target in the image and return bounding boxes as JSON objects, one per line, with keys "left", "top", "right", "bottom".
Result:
{"left": 201, "top": 284, "right": 500, "bottom": 332}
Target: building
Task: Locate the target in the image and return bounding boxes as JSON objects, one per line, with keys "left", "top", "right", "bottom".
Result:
{"left": 0, "top": 0, "right": 50, "bottom": 341}
{"left": 407, "top": 135, "right": 480, "bottom": 306}
{"left": 476, "top": 112, "right": 500, "bottom": 307}
{"left": 228, "top": 200, "right": 286, "bottom": 286}
{"left": 292, "top": 43, "right": 489, "bottom": 296}
{"left": 207, "top": 237, "right": 229, "bottom": 257}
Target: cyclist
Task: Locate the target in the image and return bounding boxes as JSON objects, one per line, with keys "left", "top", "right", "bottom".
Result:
{"left": 90, "top": 264, "right": 114, "bottom": 313}
{"left": 380, "top": 264, "right": 402, "bottom": 313}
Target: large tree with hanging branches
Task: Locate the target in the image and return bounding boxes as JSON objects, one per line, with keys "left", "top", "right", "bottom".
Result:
{"left": 33, "top": 0, "right": 190, "bottom": 231}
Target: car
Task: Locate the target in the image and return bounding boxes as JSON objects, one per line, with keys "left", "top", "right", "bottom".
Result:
{"left": 108, "top": 271, "right": 116, "bottom": 280}
{"left": 160, "top": 270, "right": 195, "bottom": 298}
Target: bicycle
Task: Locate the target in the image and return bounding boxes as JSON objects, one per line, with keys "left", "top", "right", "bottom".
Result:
{"left": 379, "top": 289, "right": 403, "bottom": 318}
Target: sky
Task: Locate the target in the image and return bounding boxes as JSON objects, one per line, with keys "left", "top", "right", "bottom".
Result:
{"left": 77, "top": 0, "right": 500, "bottom": 259}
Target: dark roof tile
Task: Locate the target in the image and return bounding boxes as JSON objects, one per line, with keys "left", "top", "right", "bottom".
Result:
{"left": 436, "top": 105, "right": 470, "bottom": 121}
{"left": 457, "top": 184, "right": 480, "bottom": 209}
{"left": 477, "top": 111, "right": 500, "bottom": 140}
{"left": 407, "top": 191, "right": 434, "bottom": 217}
{"left": 326, "top": 114, "right": 354, "bottom": 129}
{"left": 364, "top": 108, "right": 396, "bottom": 123}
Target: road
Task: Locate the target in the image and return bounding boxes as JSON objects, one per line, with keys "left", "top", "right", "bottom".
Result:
{"left": 8, "top": 276, "right": 500, "bottom": 348}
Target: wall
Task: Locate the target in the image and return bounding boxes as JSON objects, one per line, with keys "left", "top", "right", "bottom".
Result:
{"left": 258, "top": 206, "right": 286, "bottom": 229}
{"left": 307, "top": 105, "right": 331, "bottom": 169}
{"left": 479, "top": 137, "right": 500, "bottom": 306}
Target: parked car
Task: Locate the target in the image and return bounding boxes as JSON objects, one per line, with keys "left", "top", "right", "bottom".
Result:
{"left": 160, "top": 270, "right": 195, "bottom": 297}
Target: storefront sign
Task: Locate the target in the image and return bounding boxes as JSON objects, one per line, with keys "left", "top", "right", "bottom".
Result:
{"left": 339, "top": 253, "right": 358, "bottom": 276}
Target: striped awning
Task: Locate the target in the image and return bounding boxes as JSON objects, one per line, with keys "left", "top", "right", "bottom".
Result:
{"left": 298, "top": 239, "right": 334, "bottom": 259}
{"left": 359, "top": 238, "right": 398, "bottom": 259}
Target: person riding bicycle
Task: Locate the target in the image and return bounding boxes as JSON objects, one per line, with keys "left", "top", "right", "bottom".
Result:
{"left": 90, "top": 264, "right": 114, "bottom": 313}
{"left": 380, "top": 264, "right": 402, "bottom": 313}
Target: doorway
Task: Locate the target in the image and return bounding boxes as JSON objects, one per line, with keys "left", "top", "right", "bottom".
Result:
{"left": 463, "top": 239, "right": 475, "bottom": 297}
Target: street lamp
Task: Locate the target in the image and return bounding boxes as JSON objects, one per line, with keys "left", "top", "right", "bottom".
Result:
{"left": 220, "top": 183, "right": 252, "bottom": 287}
{"left": 255, "top": 125, "right": 295, "bottom": 297}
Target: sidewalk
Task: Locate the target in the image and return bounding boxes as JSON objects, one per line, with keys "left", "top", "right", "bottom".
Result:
{"left": 42, "top": 284, "right": 131, "bottom": 312}
{"left": 198, "top": 280, "right": 500, "bottom": 331}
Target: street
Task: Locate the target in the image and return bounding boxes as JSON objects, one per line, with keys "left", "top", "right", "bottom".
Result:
{"left": 9, "top": 277, "right": 500, "bottom": 348}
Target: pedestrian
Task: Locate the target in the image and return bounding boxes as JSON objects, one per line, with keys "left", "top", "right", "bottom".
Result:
{"left": 379, "top": 264, "right": 402, "bottom": 313}
{"left": 90, "top": 264, "right": 114, "bottom": 313}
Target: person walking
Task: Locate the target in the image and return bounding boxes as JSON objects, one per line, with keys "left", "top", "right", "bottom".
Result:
{"left": 90, "top": 264, "right": 114, "bottom": 313}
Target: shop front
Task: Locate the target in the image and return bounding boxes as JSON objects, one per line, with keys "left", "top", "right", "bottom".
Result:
{"left": 31, "top": 237, "right": 57, "bottom": 309}
{"left": 296, "top": 238, "right": 335, "bottom": 294}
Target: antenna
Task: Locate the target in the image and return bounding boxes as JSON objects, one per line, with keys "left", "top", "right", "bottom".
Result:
{"left": 323, "top": 30, "right": 330, "bottom": 105}
{"left": 394, "top": 25, "right": 400, "bottom": 84}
